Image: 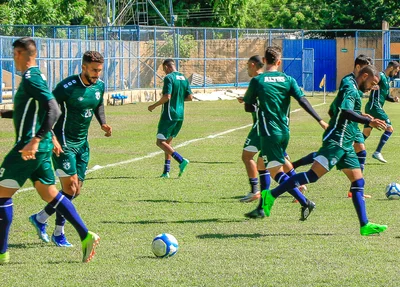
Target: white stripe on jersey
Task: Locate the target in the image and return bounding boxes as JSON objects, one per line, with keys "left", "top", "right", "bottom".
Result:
{"left": 62, "top": 102, "right": 68, "bottom": 146}
{"left": 31, "top": 100, "right": 39, "bottom": 137}
{"left": 261, "top": 111, "right": 270, "bottom": 136}
{"left": 167, "top": 100, "right": 172, "bottom": 121}
{"left": 17, "top": 98, "right": 33, "bottom": 143}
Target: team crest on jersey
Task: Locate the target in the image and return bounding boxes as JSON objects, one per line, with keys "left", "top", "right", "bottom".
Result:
{"left": 63, "top": 160, "right": 71, "bottom": 170}
{"left": 78, "top": 97, "right": 84, "bottom": 101}
{"left": 95, "top": 91, "right": 101, "bottom": 100}
{"left": 330, "top": 158, "right": 338, "bottom": 166}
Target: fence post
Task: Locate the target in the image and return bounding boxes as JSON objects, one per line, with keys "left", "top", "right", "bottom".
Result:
{"left": 154, "top": 26, "right": 157, "bottom": 89}
{"left": 235, "top": 29, "right": 239, "bottom": 87}
{"left": 203, "top": 28, "right": 207, "bottom": 88}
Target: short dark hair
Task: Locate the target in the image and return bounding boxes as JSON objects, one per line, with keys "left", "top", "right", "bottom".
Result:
{"left": 82, "top": 51, "right": 104, "bottom": 64}
{"left": 388, "top": 61, "right": 400, "bottom": 69}
{"left": 358, "top": 65, "right": 379, "bottom": 78}
{"left": 12, "top": 37, "right": 37, "bottom": 56}
{"left": 248, "top": 55, "right": 264, "bottom": 69}
{"left": 354, "top": 54, "right": 371, "bottom": 68}
{"left": 163, "top": 59, "right": 175, "bottom": 67}
{"left": 264, "top": 46, "right": 282, "bottom": 65}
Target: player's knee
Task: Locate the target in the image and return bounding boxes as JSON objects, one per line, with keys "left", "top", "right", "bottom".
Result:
{"left": 388, "top": 126, "right": 394, "bottom": 132}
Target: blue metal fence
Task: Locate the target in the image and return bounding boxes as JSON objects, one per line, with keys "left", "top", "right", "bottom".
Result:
{"left": 0, "top": 25, "right": 399, "bottom": 103}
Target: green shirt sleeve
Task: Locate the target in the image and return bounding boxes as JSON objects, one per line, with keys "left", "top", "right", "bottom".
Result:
{"left": 162, "top": 75, "right": 173, "bottom": 95}
{"left": 52, "top": 82, "right": 68, "bottom": 104}
{"left": 243, "top": 78, "right": 258, "bottom": 104}
{"left": 25, "top": 74, "right": 54, "bottom": 105}
{"left": 341, "top": 87, "right": 357, "bottom": 111}
{"left": 288, "top": 76, "right": 305, "bottom": 101}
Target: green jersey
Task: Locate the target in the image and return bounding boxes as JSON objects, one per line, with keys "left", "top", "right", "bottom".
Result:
{"left": 243, "top": 71, "right": 305, "bottom": 136}
{"left": 328, "top": 73, "right": 356, "bottom": 116}
{"left": 53, "top": 75, "right": 104, "bottom": 148}
{"left": 365, "top": 71, "right": 390, "bottom": 112}
{"left": 161, "top": 71, "right": 192, "bottom": 121}
{"left": 322, "top": 76, "right": 362, "bottom": 151}
{"left": 12, "top": 66, "right": 54, "bottom": 152}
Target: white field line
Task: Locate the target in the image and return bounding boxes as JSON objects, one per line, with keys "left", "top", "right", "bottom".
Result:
{"left": 18, "top": 102, "right": 326, "bottom": 193}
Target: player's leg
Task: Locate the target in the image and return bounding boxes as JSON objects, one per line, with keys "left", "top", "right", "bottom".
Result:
{"left": 282, "top": 158, "right": 307, "bottom": 203}
{"left": 30, "top": 148, "right": 80, "bottom": 245}
{"left": 256, "top": 155, "right": 270, "bottom": 192}
{"left": 342, "top": 167, "right": 387, "bottom": 236}
{"left": 291, "top": 151, "right": 318, "bottom": 169}
{"left": 161, "top": 138, "right": 173, "bottom": 178}
{"left": 0, "top": 149, "right": 44, "bottom": 264}
{"left": 240, "top": 129, "right": 262, "bottom": 202}
{"left": 373, "top": 118, "right": 393, "bottom": 163}
{"left": 349, "top": 131, "right": 371, "bottom": 198}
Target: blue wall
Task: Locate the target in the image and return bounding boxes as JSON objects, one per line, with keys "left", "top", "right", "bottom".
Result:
{"left": 283, "top": 39, "right": 337, "bottom": 92}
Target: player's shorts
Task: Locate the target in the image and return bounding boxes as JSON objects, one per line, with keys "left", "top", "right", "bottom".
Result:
{"left": 53, "top": 141, "right": 90, "bottom": 182}
{"left": 354, "top": 128, "right": 365, "bottom": 144}
{"left": 0, "top": 149, "right": 55, "bottom": 189}
{"left": 364, "top": 109, "right": 391, "bottom": 128}
{"left": 314, "top": 141, "right": 360, "bottom": 171}
{"left": 157, "top": 119, "right": 183, "bottom": 140}
{"left": 260, "top": 132, "right": 289, "bottom": 168}
{"left": 243, "top": 125, "right": 261, "bottom": 152}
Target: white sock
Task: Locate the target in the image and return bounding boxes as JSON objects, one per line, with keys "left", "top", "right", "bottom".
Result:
{"left": 36, "top": 210, "right": 50, "bottom": 224}
{"left": 53, "top": 225, "right": 65, "bottom": 236}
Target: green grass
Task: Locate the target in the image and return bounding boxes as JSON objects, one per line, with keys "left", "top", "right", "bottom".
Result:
{"left": 2, "top": 96, "right": 400, "bottom": 286}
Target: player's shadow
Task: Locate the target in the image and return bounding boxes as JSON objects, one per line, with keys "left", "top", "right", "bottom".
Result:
{"left": 85, "top": 176, "right": 144, "bottom": 180}
{"left": 189, "top": 160, "right": 235, "bottom": 164}
{"left": 102, "top": 218, "right": 244, "bottom": 225}
{"left": 137, "top": 199, "right": 213, "bottom": 204}
{"left": 8, "top": 243, "right": 46, "bottom": 249}
{"left": 196, "top": 232, "right": 334, "bottom": 239}
{"left": 48, "top": 260, "right": 81, "bottom": 265}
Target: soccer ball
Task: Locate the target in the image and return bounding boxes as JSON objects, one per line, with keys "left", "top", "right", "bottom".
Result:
{"left": 151, "top": 233, "right": 179, "bottom": 258}
{"left": 385, "top": 182, "right": 400, "bottom": 200}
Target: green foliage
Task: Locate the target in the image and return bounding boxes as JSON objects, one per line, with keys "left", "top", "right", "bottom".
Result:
{"left": 158, "top": 33, "right": 197, "bottom": 60}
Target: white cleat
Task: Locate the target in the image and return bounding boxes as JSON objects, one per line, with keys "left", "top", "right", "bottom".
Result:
{"left": 372, "top": 152, "right": 387, "bottom": 163}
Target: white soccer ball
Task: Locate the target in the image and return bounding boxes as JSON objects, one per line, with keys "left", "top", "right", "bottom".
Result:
{"left": 151, "top": 233, "right": 179, "bottom": 258}
{"left": 385, "top": 182, "right": 400, "bottom": 200}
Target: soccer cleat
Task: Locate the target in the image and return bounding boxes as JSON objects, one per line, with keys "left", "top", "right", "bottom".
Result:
{"left": 82, "top": 231, "right": 100, "bottom": 263}
{"left": 160, "top": 172, "right": 170, "bottom": 178}
{"left": 347, "top": 191, "right": 372, "bottom": 198}
{"left": 300, "top": 200, "right": 315, "bottom": 221}
{"left": 244, "top": 208, "right": 265, "bottom": 219}
{"left": 240, "top": 191, "right": 260, "bottom": 203}
{"left": 29, "top": 214, "right": 50, "bottom": 243}
{"left": 360, "top": 222, "right": 388, "bottom": 236}
{"left": 372, "top": 152, "right": 387, "bottom": 163}
{"left": 261, "top": 189, "right": 275, "bottom": 217}
{"left": 52, "top": 233, "right": 73, "bottom": 247}
{"left": 0, "top": 252, "right": 9, "bottom": 264}
{"left": 178, "top": 159, "right": 189, "bottom": 177}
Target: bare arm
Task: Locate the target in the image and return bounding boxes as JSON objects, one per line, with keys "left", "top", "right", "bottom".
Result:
{"left": 148, "top": 94, "right": 171, "bottom": 112}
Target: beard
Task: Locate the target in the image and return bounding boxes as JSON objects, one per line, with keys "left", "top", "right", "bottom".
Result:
{"left": 83, "top": 72, "right": 98, "bottom": 85}
{"left": 359, "top": 81, "right": 369, "bottom": 93}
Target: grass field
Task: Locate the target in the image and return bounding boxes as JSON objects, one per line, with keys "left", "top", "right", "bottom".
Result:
{"left": 2, "top": 96, "right": 400, "bottom": 286}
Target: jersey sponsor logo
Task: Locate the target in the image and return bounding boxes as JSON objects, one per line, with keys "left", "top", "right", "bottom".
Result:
{"left": 95, "top": 91, "right": 101, "bottom": 100}
{"left": 63, "top": 160, "right": 71, "bottom": 171}
{"left": 264, "top": 76, "right": 285, "bottom": 82}
{"left": 176, "top": 75, "right": 185, "bottom": 80}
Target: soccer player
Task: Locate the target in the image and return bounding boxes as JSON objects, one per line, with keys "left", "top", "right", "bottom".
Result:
{"left": 363, "top": 61, "right": 400, "bottom": 163}
{"left": 29, "top": 51, "right": 112, "bottom": 247}
{"left": 291, "top": 54, "right": 373, "bottom": 198}
{"left": 0, "top": 38, "right": 99, "bottom": 264}
{"left": 148, "top": 59, "right": 193, "bottom": 178}
{"left": 237, "top": 55, "right": 270, "bottom": 203}
{"left": 243, "top": 46, "right": 328, "bottom": 219}
{"left": 261, "top": 65, "right": 389, "bottom": 236}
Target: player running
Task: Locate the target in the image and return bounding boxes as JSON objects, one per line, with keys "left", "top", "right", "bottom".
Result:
{"left": 29, "top": 51, "right": 112, "bottom": 248}
{"left": 148, "top": 59, "right": 193, "bottom": 178}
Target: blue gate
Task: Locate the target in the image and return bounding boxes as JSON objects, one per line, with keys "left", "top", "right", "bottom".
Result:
{"left": 283, "top": 39, "right": 337, "bottom": 92}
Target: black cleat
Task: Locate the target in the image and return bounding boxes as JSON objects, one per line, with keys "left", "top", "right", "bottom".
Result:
{"left": 300, "top": 200, "right": 315, "bottom": 221}
{"left": 245, "top": 208, "right": 265, "bottom": 219}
